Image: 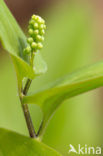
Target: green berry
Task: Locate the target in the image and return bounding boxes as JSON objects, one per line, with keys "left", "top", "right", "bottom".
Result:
{"left": 40, "top": 29, "right": 45, "bottom": 35}
{"left": 28, "top": 29, "right": 33, "bottom": 35}
{"left": 27, "top": 37, "right": 33, "bottom": 44}
{"left": 37, "top": 43, "right": 43, "bottom": 49}
{"left": 24, "top": 14, "right": 46, "bottom": 54}
{"left": 38, "top": 18, "right": 45, "bottom": 24}
{"left": 37, "top": 35, "right": 44, "bottom": 42}
{"left": 34, "top": 23, "right": 38, "bottom": 28}
{"left": 24, "top": 46, "right": 31, "bottom": 54}
{"left": 27, "top": 46, "right": 31, "bottom": 53}
{"left": 43, "top": 25, "right": 46, "bottom": 29}
{"left": 32, "top": 15, "right": 36, "bottom": 20}
{"left": 36, "top": 16, "right": 39, "bottom": 20}
{"left": 32, "top": 15, "right": 38, "bottom": 21}
{"left": 41, "top": 36, "right": 44, "bottom": 41}
{"left": 29, "top": 20, "right": 34, "bottom": 25}
{"left": 34, "top": 29, "right": 39, "bottom": 35}
{"left": 36, "top": 35, "right": 42, "bottom": 41}
{"left": 31, "top": 42, "right": 37, "bottom": 49}
{"left": 40, "top": 24, "right": 44, "bottom": 29}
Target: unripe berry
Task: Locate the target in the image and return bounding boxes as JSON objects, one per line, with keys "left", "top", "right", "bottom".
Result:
{"left": 40, "top": 29, "right": 45, "bottom": 35}
{"left": 34, "top": 23, "right": 38, "bottom": 29}
{"left": 32, "top": 15, "right": 38, "bottom": 21}
{"left": 28, "top": 29, "right": 33, "bottom": 35}
{"left": 29, "top": 20, "right": 34, "bottom": 25}
{"left": 27, "top": 37, "right": 33, "bottom": 44}
{"left": 31, "top": 42, "right": 37, "bottom": 49}
{"left": 37, "top": 35, "right": 44, "bottom": 42}
{"left": 40, "top": 24, "right": 44, "bottom": 29}
{"left": 36, "top": 35, "right": 41, "bottom": 41}
{"left": 34, "top": 29, "right": 39, "bottom": 35}
{"left": 43, "top": 25, "right": 46, "bottom": 29}
{"left": 32, "top": 15, "right": 36, "bottom": 20}
{"left": 24, "top": 46, "right": 31, "bottom": 54}
{"left": 37, "top": 43, "right": 43, "bottom": 49}
{"left": 24, "top": 14, "right": 46, "bottom": 54}
{"left": 38, "top": 18, "right": 45, "bottom": 24}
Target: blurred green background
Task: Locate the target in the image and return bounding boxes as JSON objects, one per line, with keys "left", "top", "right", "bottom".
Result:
{"left": 0, "top": 0, "right": 103, "bottom": 155}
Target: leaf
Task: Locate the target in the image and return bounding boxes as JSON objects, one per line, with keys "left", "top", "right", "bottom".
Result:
{"left": 0, "top": 0, "right": 47, "bottom": 92}
{"left": 23, "top": 61, "right": 103, "bottom": 137}
{"left": 0, "top": 128, "right": 62, "bottom": 156}
{"left": 33, "top": 52, "right": 47, "bottom": 75}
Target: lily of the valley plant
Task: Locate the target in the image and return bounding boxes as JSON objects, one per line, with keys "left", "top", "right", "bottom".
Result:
{"left": 0, "top": 0, "right": 103, "bottom": 155}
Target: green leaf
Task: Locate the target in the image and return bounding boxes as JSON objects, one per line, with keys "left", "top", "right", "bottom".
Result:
{"left": 0, "top": 128, "right": 62, "bottom": 156}
{"left": 23, "top": 61, "right": 103, "bottom": 137}
{"left": 0, "top": 0, "right": 47, "bottom": 92}
{"left": 34, "top": 52, "right": 47, "bottom": 75}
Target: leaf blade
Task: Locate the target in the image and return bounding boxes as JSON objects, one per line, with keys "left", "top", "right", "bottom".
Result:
{"left": 0, "top": 128, "right": 62, "bottom": 156}
{"left": 0, "top": 0, "right": 47, "bottom": 92}
{"left": 0, "top": 0, "right": 28, "bottom": 60}
{"left": 23, "top": 61, "right": 103, "bottom": 136}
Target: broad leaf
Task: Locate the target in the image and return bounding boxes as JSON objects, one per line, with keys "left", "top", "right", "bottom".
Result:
{"left": 0, "top": 128, "right": 62, "bottom": 156}
{"left": 34, "top": 52, "right": 47, "bottom": 75}
{"left": 0, "top": 0, "right": 47, "bottom": 92}
{"left": 23, "top": 61, "right": 103, "bottom": 137}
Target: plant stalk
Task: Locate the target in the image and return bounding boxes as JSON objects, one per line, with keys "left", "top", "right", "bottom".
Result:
{"left": 21, "top": 79, "right": 37, "bottom": 138}
{"left": 20, "top": 52, "right": 37, "bottom": 138}
{"left": 22, "top": 103, "right": 36, "bottom": 138}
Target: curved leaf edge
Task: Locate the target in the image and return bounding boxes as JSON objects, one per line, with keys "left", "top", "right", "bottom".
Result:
{"left": 22, "top": 61, "right": 103, "bottom": 137}
{"left": 0, "top": 128, "right": 62, "bottom": 156}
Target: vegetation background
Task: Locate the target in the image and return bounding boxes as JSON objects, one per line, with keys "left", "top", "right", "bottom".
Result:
{"left": 0, "top": 0, "right": 103, "bottom": 155}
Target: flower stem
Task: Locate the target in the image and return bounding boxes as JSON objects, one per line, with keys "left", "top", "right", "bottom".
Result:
{"left": 22, "top": 103, "right": 36, "bottom": 138}
{"left": 21, "top": 79, "right": 36, "bottom": 138}
{"left": 23, "top": 79, "right": 32, "bottom": 95}
{"left": 20, "top": 52, "right": 36, "bottom": 138}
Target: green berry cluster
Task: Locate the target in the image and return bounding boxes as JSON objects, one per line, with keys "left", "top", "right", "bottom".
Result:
{"left": 24, "top": 14, "right": 46, "bottom": 54}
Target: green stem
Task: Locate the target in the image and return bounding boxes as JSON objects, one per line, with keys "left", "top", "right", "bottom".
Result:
{"left": 21, "top": 79, "right": 37, "bottom": 138}
{"left": 22, "top": 103, "right": 36, "bottom": 138}
{"left": 20, "top": 52, "right": 36, "bottom": 138}
{"left": 23, "top": 79, "right": 32, "bottom": 95}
